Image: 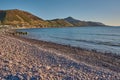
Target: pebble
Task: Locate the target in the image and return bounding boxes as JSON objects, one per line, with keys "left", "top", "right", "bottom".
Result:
{"left": 0, "top": 34, "right": 119, "bottom": 80}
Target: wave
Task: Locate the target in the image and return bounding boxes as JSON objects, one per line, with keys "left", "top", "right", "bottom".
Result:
{"left": 50, "top": 36, "right": 120, "bottom": 47}
{"left": 78, "top": 33, "right": 120, "bottom": 37}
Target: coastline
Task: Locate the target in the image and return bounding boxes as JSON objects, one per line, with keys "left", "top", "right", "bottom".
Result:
{"left": 12, "top": 34, "right": 120, "bottom": 72}
{"left": 0, "top": 29, "right": 120, "bottom": 79}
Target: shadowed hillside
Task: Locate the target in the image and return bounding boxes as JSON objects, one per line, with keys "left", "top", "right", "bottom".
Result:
{"left": 0, "top": 10, "right": 6, "bottom": 23}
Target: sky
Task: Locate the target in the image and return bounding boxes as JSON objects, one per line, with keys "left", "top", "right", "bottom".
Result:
{"left": 0, "top": 0, "right": 120, "bottom": 26}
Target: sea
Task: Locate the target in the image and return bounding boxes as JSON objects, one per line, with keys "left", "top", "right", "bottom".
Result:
{"left": 18, "top": 26, "right": 120, "bottom": 55}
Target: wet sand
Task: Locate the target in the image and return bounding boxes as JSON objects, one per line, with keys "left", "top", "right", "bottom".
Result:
{"left": 0, "top": 31, "right": 120, "bottom": 79}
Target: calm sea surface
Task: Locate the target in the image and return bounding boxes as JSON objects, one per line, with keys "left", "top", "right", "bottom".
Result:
{"left": 18, "top": 26, "right": 120, "bottom": 54}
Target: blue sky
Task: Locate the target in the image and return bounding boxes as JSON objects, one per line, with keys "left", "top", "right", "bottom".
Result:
{"left": 0, "top": 0, "right": 120, "bottom": 26}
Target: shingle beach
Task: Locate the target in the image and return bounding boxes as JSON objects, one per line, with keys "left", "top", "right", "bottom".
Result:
{"left": 0, "top": 29, "right": 120, "bottom": 80}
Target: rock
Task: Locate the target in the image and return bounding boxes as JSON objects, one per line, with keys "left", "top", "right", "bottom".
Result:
{"left": 46, "top": 66, "right": 51, "bottom": 70}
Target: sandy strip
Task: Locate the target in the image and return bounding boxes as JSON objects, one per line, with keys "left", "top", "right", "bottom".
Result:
{"left": 0, "top": 33, "right": 120, "bottom": 80}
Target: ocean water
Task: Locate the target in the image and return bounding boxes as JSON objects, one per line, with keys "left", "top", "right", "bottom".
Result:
{"left": 18, "top": 26, "right": 120, "bottom": 55}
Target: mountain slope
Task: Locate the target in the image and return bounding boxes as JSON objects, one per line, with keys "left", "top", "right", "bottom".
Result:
{"left": 47, "top": 17, "right": 105, "bottom": 27}
{"left": 0, "top": 9, "right": 105, "bottom": 28}
{"left": 0, "top": 9, "right": 48, "bottom": 27}
{"left": 64, "top": 17, "right": 105, "bottom": 26}
{"left": 47, "top": 19, "right": 73, "bottom": 27}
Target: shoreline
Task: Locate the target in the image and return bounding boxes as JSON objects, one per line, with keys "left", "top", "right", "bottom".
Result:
{"left": 0, "top": 28, "right": 119, "bottom": 79}
{"left": 11, "top": 34, "right": 120, "bottom": 72}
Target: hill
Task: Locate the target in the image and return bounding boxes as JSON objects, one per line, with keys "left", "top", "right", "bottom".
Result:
{"left": 47, "top": 17, "right": 105, "bottom": 27}
{"left": 47, "top": 19, "right": 73, "bottom": 27}
{"left": 0, "top": 9, "right": 48, "bottom": 28}
{"left": 64, "top": 17, "right": 105, "bottom": 26}
{"left": 0, "top": 9, "right": 105, "bottom": 28}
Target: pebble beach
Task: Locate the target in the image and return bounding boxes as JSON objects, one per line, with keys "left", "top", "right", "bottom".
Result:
{"left": 0, "top": 29, "right": 120, "bottom": 80}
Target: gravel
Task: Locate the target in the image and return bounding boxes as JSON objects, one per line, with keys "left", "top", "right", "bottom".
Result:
{"left": 0, "top": 34, "right": 119, "bottom": 80}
